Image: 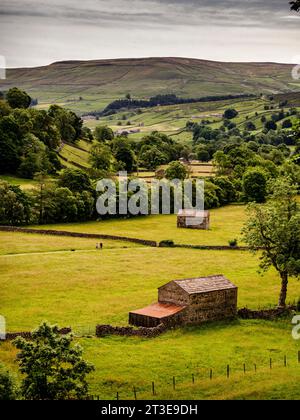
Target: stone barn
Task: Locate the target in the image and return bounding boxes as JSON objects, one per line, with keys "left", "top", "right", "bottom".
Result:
{"left": 129, "top": 275, "right": 238, "bottom": 327}
{"left": 177, "top": 209, "right": 210, "bottom": 230}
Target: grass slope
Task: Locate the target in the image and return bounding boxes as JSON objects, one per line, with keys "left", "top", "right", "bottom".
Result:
{"left": 1, "top": 57, "right": 299, "bottom": 113}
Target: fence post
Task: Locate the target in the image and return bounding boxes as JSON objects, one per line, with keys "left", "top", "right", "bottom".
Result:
{"left": 173, "top": 376, "right": 176, "bottom": 391}
{"left": 284, "top": 355, "right": 287, "bottom": 367}
{"left": 210, "top": 369, "right": 213, "bottom": 380}
{"left": 192, "top": 374, "right": 195, "bottom": 384}
{"left": 116, "top": 392, "right": 119, "bottom": 401}
{"left": 227, "top": 365, "right": 230, "bottom": 379}
{"left": 298, "top": 351, "right": 300, "bottom": 364}
{"left": 270, "top": 358, "right": 272, "bottom": 370}
{"left": 152, "top": 382, "right": 155, "bottom": 396}
{"left": 243, "top": 363, "right": 246, "bottom": 374}
{"left": 133, "top": 387, "right": 137, "bottom": 400}
{"left": 254, "top": 364, "right": 257, "bottom": 373}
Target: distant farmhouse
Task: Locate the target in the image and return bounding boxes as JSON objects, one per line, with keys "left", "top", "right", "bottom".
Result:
{"left": 129, "top": 275, "right": 238, "bottom": 328}
{"left": 177, "top": 209, "right": 210, "bottom": 230}
{"left": 115, "top": 128, "right": 141, "bottom": 136}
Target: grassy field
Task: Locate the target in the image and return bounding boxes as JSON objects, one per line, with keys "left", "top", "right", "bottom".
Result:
{"left": 0, "top": 175, "right": 39, "bottom": 190}
{"left": 32, "top": 205, "right": 247, "bottom": 246}
{"left": 0, "top": 224, "right": 299, "bottom": 399}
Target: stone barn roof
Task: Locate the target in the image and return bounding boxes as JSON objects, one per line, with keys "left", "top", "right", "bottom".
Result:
{"left": 161, "top": 275, "right": 237, "bottom": 295}
{"left": 177, "top": 209, "right": 209, "bottom": 218}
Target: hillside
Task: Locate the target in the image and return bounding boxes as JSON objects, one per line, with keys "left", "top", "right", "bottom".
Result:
{"left": 1, "top": 57, "right": 299, "bottom": 114}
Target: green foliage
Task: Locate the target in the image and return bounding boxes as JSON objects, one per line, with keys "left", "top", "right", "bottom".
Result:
{"left": 165, "top": 161, "right": 187, "bottom": 181}
{"left": 213, "top": 176, "right": 237, "bottom": 205}
{"left": 264, "top": 120, "right": 277, "bottom": 131}
{"left": 242, "top": 168, "right": 267, "bottom": 203}
{"left": 89, "top": 143, "right": 114, "bottom": 171}
{"left": 137, "top": 132, "right": 181, "bottom": 170}
{"left": 0, "top": 366, "right": 17, "bottom": 400}
{"left": 0, "top": 181, "right": 32, "bottom": 225}
{"left": 112, "top": 137, "right": 137, "bottom": 173}
{"left": 139, "top": 146, "right": 168, "bottom": 170}
{"left": 0, "top": 90, "right": 84, "bottom": 178}
{"left": 229, "top": 239, "right": 238, "bottom": 248}
{"left": 94, "top": 125, "right": 114, "bottom": 142}
{"left": 223, "top": 109, "right": 238, "bottom": 119}
{"left": 282, "top": 119, "right": 293, "bottom": 129}
{"left": 242, "top": 178, "right": 300, "bottom": 307}
{"left": 244, "top": 121, "right": 256, "bottom": 132}
{"left": 32, "top": 183, "right": 94, "bottom": 224}
{"left": 48, "top": 105, "right": 82, "bottom": 143}
{"left": 58, "top": 169, "right": 92, "bottom": 193}
{"left": 14, "top": 322, "right": 94, "bottom": 400}
{"left": 204, "top": 180, "right": 220, "bottom": 209}
{"left": 196, "top": 147, "right": 210, "bottom": 162}
{"left": 159, "top": 240, "right": 175, "bottom": 247}
{"left": 6, "top": 87, "right": 31, "bottom": 109}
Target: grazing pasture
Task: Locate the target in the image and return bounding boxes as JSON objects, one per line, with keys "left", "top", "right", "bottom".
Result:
{"left": 32, "top": 205, "right": 247, "bottom": 246}
{"left": 1, "top": 203, "right": 300, "bottom": 400}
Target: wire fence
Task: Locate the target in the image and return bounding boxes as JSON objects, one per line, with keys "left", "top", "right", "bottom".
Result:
{"left": 86, "top": 350, "right": 300, "bottom": 400}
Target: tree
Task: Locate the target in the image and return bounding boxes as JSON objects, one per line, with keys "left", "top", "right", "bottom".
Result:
{"left": 282, "top": 119, "right": 293, "bottom": 129}
{"left": 58, "top": 168, "right": 92, "bottom": 193}
{"left": 213, "top": 176, "right": 237, "bottom": 205}
{"left": 139, "top": 146, "right": 168, "bottom": 170}
{"left": 0, "top": 100, "right": 11, "bottom": 117}
{"left": 223, "top": 109, "right": 238, "bottom": 120}
{"left": 94, "top": 125, "right": 114, "bottom": 142}
{"left": 165, "top": 161, "right": 187, "bottom": 180}
{"left": 264, "top": 120, "right": 277, "bottom": 131}
{"left": 48, "top": 105, "right": 82, "bottom": 143}
{"left": 14, "top": 322, "right": 94, "bottom": 400}
{"left": 0, "top": 366, "right": 17, "bottom": 400}
{"left": 242, "top": 178, "right": 300, "bottom": 307}
{"left": 242, "top": 168, "right": 267, "bottom": 203}
{"left": 213, "top": 151, "right": 231, "bottom": 176}
{"left": 112, "top": 137, "right": 136, "bottom": 173}
{"left": 290, "top": 1, "right": 300, "bottom": 12}
{"left": 244, "top": 121, "right": 256, "bottom": 132}
{"left": 196, "top": 147, "right": 210, "bottom": 162}
{"left": 0, "top": 181, "right": 32, "bottom": 225}
{"left": 6, "top": 88, "right": 31, "bottom": 109}
{"left": 89, "top": 143, "right": 113, "bottom": 171}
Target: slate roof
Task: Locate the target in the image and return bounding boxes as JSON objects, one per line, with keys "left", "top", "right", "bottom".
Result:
{"left": 177, "top": 209, "right": 209, "bottom": 218}
{"left": 169, "top": 275, "right": 237, "bottom": 295}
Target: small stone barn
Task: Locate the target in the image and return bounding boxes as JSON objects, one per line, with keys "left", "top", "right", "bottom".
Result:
{"left": 177, "top": 209, "right": 210, "bottom": 230}
{"left": 129, "top": 275, "right": 238, "bottom": 327}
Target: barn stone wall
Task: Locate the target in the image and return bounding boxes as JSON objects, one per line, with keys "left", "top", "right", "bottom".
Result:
{"left": 181, "top": 289, "right": 237, "bottom": 325}
{"left": 177, "top": 215, "right": 210, "bottom": 230}
{"left": 158, "top": 283, "right": 189, "bottom": 306}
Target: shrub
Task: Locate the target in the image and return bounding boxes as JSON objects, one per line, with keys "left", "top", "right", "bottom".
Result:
{"left": 159, "top": 240, "right": 175, "bottom": 248}
{"left": 229, "top": 239, "right": 238, "bottom": 248}
{"left": 242, "top": 168, "right": 267, "bottom": 203}
{"left": 0, "top": 366, "right": 17, "bottom": 400}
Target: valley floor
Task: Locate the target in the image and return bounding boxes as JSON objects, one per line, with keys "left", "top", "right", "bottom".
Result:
{"left": 0, "top": 206, "right": 300, "bottom": 399}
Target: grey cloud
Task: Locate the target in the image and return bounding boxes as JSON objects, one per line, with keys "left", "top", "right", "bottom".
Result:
{"left": 0, "top": 0, "right": 298, "bottom": 67}
{"left": 0, "top": 0, "right": 297, "bottom": 28}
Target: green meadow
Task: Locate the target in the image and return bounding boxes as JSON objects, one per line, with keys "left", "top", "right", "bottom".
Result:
{"left": 32, "top": 205, "right": 248, "bottom": 246}
{"left": 0, "top": 204, "right": 300, "bottom": 399}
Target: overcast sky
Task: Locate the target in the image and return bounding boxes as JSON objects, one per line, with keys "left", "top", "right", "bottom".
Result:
{"left": 0, "top": 0, "right": 299, "bottom": 68}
